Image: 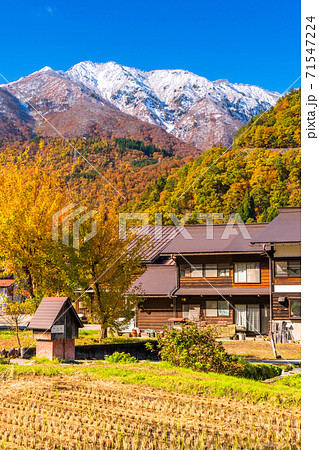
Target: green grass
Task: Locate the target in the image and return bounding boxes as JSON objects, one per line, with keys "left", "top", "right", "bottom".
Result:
{"left": 0, "top": 362, "right": 300, "bottom": 407}
{"left": 30, "top": 356, "right": 63, "bottom": 365}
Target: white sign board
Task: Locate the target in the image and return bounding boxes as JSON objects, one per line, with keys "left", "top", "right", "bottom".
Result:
{"left": 51, "top": 325, "right": 64, "bottom": 334}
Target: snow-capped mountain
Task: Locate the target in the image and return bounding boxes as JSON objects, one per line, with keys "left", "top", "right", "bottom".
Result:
{"left": 66, "top": 61, "right": 280, "bottom": 148}
{"left": 0, "top": 61, "right": 280, "bottom": 150}
{"left": 0, "top": 67, "right": 198, "bottom": 156}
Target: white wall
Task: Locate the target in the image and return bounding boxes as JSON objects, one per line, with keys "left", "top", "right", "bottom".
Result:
{"left": 274, "top": 285, "right": 301, "bottom": 293}
{"left": 273, "top": 319, "right": 301, "bottom": 341}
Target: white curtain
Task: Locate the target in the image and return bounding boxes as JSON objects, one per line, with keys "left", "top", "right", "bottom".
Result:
{"left": 235, "top": 304, "right": 247, "bottom": 327}
{"left": 191, "top": 265, "right": 203, "bottom": 277}
{"left": 188, "top": 305, "right": 200, "bottom": 321}
{"left": 247, "top": 304, "right": 260, "bottom": 333}
{"left": 182, "top": 304, "right": 200, "bottom": 321}
{"left": 247, "top": 263, "right": 260, "bottom": 283}
{"left": 234, "top": 263, "right": 246, "bottom": 282}
{"left": 206, "top": 300, "right": 218, "bottom": 317}
{"left": 205, "top": 264, "right": 217, "bottom": 277}
{"left": 182, "top": 304, "right": 189, "bottom": 318}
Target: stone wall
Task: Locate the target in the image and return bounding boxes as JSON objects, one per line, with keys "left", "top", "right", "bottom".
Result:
{"left": 75, "top": 341, "right": 159, "bottom": 360}
{"left": 20, "top": 341, "right": 160, "bottom": 360}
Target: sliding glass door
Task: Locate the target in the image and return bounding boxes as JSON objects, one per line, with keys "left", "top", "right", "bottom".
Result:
{"left": 235, "top": 304, "right": 260, "bottom": 333}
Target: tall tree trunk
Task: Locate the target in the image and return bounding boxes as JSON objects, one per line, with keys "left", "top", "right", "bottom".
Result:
{"left": 92, "top": 276, "right": 107, "bottom": 340}
{"left": 24, "top": 266, "right": 35, "bottom": 298}
{"left": 15, "top": 319, "right": 21, "bottom": 355}
{"left": 100, "top": 326, "right": 108, "bottom": 339}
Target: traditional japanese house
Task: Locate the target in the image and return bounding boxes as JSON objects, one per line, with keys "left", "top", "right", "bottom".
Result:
{"left": 251, "top": 207, "right": 301, "bottom": 341}
{"left": 0, "top": 274, "right": 22, "bottom": 311}
{"left": 132, "top": 222, "right": 273, "bottom": 335}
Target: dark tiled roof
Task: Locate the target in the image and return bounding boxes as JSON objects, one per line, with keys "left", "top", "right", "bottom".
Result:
{"left": 175, "top": 287, "right": 270, "bottom": 296}
{"left": 251, "top": 208, "right": 301, "bottom": 244}
{"left": 131, "top": 265, "right": 177, "bottom": 296}
{"left": 161, "top": 223, "right": 268, "bottom": 254}
{"left": 27, "top": 297, "right": 83, "bottom": 330}
{"left": 128, "top": 226, "right": 182, "bottom": 262}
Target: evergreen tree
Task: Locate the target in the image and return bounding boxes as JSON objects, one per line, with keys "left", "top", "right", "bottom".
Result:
{"left": 237, "top": 191, "right": 256, "bottom": 223}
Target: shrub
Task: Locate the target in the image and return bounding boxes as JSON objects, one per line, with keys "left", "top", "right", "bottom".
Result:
{"left": 30, "top": 357, "right": 63, "bottom": 365}
{"left": 158, "top": 324, "right": 281, "bottom": 380}
{"left": 104, "top": 352, "right": 138, "bottom": 364}
{"left": 0, "top": 356, "right": 9, "bottom": 365}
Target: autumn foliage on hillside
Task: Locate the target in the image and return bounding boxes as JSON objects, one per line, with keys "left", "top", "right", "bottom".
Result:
{"left": 0, "top": 137, "right": 194, "bottom": 205}
{"left": 234, "top": 89, "right": 300, "bottom": 149}
{"left": 130, "top": 147, "right": 300, "bottom": 223}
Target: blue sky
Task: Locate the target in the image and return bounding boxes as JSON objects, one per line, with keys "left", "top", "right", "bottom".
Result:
{"left": 1, "top": 0, "right": 300, "bottom": 92}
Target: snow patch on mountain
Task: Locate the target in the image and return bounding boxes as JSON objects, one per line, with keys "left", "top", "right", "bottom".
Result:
{"left": 66, "top": 61, "right": 280, "bottom": 148}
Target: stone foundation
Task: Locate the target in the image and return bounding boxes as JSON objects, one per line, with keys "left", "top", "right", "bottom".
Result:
{"left": 36, "top": 339, "right": 75, "bottom": 360}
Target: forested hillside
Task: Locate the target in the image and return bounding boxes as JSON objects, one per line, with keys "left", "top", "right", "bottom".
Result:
{"left": 234, "top": 89, "right": 300, "bottom": 149}
{"left": 0, "top": 137, "right": 194, "bottom": 205}
{"left": 129, "top": 147, "right": 300, "bottom": 222}
{"left": 129, "top": 89, "right": 301, "bottom": 222}
{"left": 0, "top": 87, "right": 301, "bottom": 224}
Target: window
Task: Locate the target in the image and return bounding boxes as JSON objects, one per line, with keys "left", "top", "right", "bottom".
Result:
{"left": 234, "top": 262, "right": 260, "bottom": 283}
{"left": 205, "top": 264, "right": 217, "bottom": 277}
{"left": 275, "top": 260, "right": 301, "bottom": 277}
{"left": 275, "top": 261, "right": 288, "bottom": 277}
{"left": 204, "top": 263, "right": 230, "bottom": 277}
{"left": 206, "top": 300, "right": 230, "bottom": 317}
{"left": 180, "top": 264, "right": 191, "bottom": 277}
{"left": 180, "top": 264, "right": 203, "bottom": 277}
{"left": 290, "top": 300, "right": 301, "bottom": 318}
{"left": 182, "top": 304, "right": 201, "bottom": 320}
{"left": 217, "top": 264, "right": 230, "bottom": 277}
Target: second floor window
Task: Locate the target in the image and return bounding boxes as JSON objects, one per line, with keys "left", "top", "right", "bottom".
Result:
{"left": 180, "top": 264, "right": 203, "bottom": 277}
{"left": 275, "top": 260, "right": 301, "bottom": 277}
{"left": 234, "top": 262, "right": 260, "bottom": 283}
{"left": 205, "top": 264, "right": 230, "bottom": 277}
{"left": 180, "top": 263, "right": 230, "bottom": 278}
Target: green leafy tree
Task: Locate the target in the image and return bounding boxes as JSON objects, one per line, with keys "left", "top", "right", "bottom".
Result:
{"left": 78, "top": 205, "right": 144, "bottom": 339}
{"left": 237, "top": 191, "right": 256, "bottom": 223}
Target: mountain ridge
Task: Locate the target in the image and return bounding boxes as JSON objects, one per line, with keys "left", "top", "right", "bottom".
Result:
{"left": 0, "top": 61, "right": 280, "bottom": 150}
{"left": 66, "top": 61, "right": 280, "bottom": 148}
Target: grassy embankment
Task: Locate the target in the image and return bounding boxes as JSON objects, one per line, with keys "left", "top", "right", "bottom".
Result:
{"left": 0, "top": 329, "right": 301, "bottom": 361}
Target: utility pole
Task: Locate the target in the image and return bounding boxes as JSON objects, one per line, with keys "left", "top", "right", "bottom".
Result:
{"left": 263, "top": 244, "right": 280, "bottom": 359}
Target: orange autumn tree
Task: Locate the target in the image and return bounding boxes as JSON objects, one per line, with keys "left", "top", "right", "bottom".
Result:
{"left": 0, "top": 156, "right": 80, "bottom": 305}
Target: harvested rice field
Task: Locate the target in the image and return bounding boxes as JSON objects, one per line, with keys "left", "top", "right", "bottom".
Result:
{"left": 0, "top": 362, "right": 300, "bottom": 449}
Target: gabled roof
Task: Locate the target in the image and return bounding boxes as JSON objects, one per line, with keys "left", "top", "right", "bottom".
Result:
{"left": 251, "top": 208, "right": 301, "bottom": 244}
{"left": 131, "top": 265, "right": 177, "bottom": 296}
{"left": 0, "top": 279, "right": 14, "bottom": 288}
{"left": 127, "top": 226, "right": 182, "bottom": 263}
{"left": 161, "top": 223, "right": 268, "bottom": 254}
{"left": 27, "top": 297, "right": 83, "bottom": 331}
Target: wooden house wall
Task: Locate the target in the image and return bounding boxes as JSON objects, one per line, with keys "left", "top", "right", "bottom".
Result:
{"left": 272, "top": 294, "right": 301, "bottom": 321}
{"left": 137, "top": 298, "right": 174, "bottom": 331}
{"left": 51, "top": 303, "right": 79, "bottom": 340}
{"left": 178, "top": 255, "right": 270, "bottom": 289}
{"left": 174, "top": 298, "right": 234, "bottom": 325}
{"left": 274, "top": 277, "right": 301, "bottom": 285}
{"left": 137, "top": 295, "right": 269, "bottom": 331}
{"left": 272, "top": 258, "right": 301, "bottom": 320}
